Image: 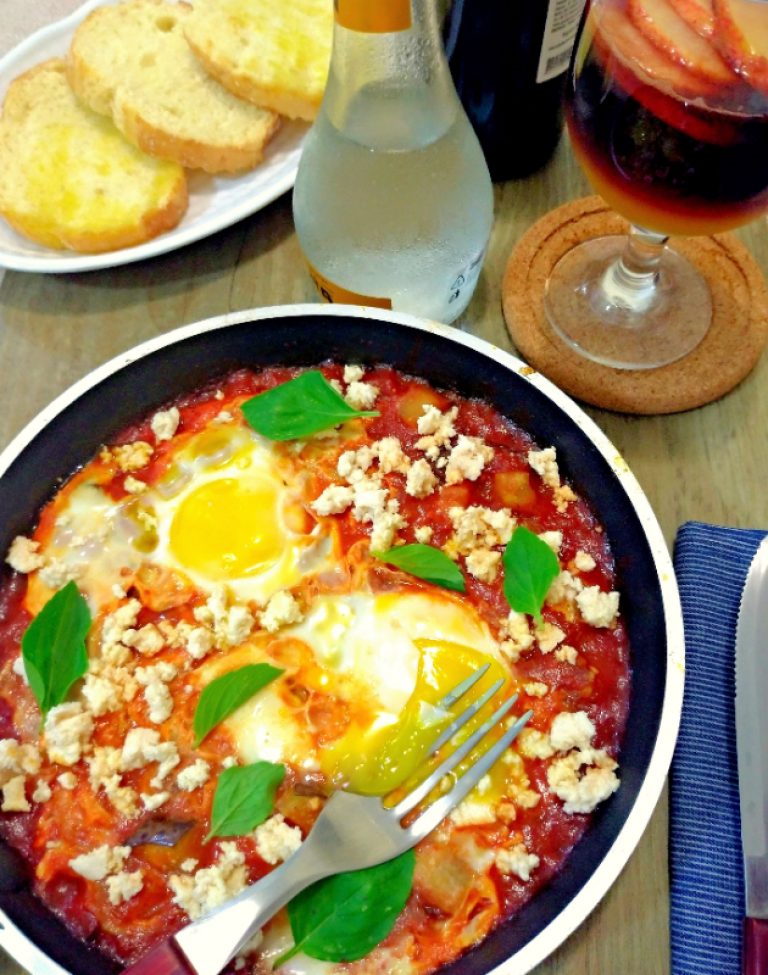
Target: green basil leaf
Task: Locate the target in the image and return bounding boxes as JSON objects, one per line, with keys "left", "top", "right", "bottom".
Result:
{"left": 206, "top": 761, "right": 285, "bottom": 841}
{"left": 241, "top": 371, "right": 379, "bottom": 441}
{"left": 278, "top": 849, "right": 416, "bottom": 965}
{"left": 21, "top": 580, "right": 90, "bottom": 721}
{"left": 502, "top": 525, "right": 560, "bottom": 624}
{"left": 371, "top": 543, "right": 465, "bottom": 592}
{"left": 193, "top": 663, "right": 283, "bottom": 747}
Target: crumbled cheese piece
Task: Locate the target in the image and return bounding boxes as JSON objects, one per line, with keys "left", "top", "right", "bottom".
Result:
{"left": 517, "top": 728, "right": 557, "bottom": 760}
{"left": 193, "top": 586, "right": 254, "bottom": 648}
{"left": 123, "top": 623, "right": 165, "bottom": 656}
{"left": 573, "top": 550, "right": 596, "bottom": 572}
{"left": 495, "top": 843, "right": 540, "bottom": 881}
{"left": 553, "top": 484, "right": 578, "bottom": 513}
{"left": 6, "top": 536, "right": 45, "bottom": 573}
{"left": 151, "top": 407, "right": 180, "bottom": 442}
{"left": 82, "top": 667, "right": 138, "bottom": 716}
{"left": 414, "top": 526, "right": 433, "bottom": 544}
{"left": 546, "top": 570, "right": 583, "bottom": 608}
{"left": 184, "top": 625, "right": 215, "bottom": 661}
{"left": 1, "top": 775, "right": 30, "bottom": 812}
{"left": 177, "top": 759, "right": 211, "bottom": 792}
{"left": 369, "top": 507, "right": 406, "bottom": 552}
{"left": 0, "top": 739, "right": 41, "bottom": 784}
{"left": 576, "top": 586, "right": 620, "bottom": 628}
{"left": 527, "top": 447, "right": 560, "bottom": 488}
{"left": 405, "top": 458, "right": 437, "bottom": 498}
{"left": 141, "top": 791, "right": 170, "bottom": 811}
{"left": 11, "top": 656, "right": 28, "bottom": 684}
{"left": 44, "top": 703, "right": 94, "bottom": 766}
{"left": 168, "top": 842, "right": 248, "bottom": 920}
{"left": 550, "top": 711, "right": 596, "bottom": 753}
{"left": 345, "top": 381, "right": 379, "bottom": 411}
{"left": 498, "top": 610, "right": 534, "bottom": 662}
{"left": 57, "top": 771, "right": 77, "bottom": 790}
{"left": 135, "top": 662, "right": 177, "bottom": 724}
{"left": 448, "top": 505, "right": 515, "bottom": 553}
{"left": 444, "top": 436, "right": 494, "bottom": 485}
{"left": 547, "top": 748, "right": 620, "bottom": 814}
{"left": 69, "top": 845, "right": 129, "bottom": 881}
{"left": 121, "top": 728, "right": 180, "bottom": 786}
{"left": 523, "top": 682, "right": 549, "bottom": 698}
{"left": 107, "top": 870, "right": 144, "bottom": 905}
{"left": 337, "top": 446, "right": 375, "bottom": 482}
{"left": 343, "top": 364, "right": 364, "bottom": 384}
{"left": 253, "top": 814, "right": 303, "bottom": 865}
{"left": 32, "top": 781, "right": 52, "bottom": 804}
{"left": 311, "top": 484, "right": 354, "bottom": 516}
{"left": 465, "top": 548, "right": 501, "bottom": 584}
{"left": 180, "top": 858, "right": 198, "bottom": 873}
{"left": 555, "top": 644, "right": 579, "bottom": 665}
{"left": 416, "top": 405, "right": 458, "bottom": 445}
{"left": 535, "top": 622, "right": 565, "bottom": 654}
{"left": 374, "top": 437, "right": 410, "bottom": 475}
{"left": 105, "top": 441, "right": 154, "bottom": 473}
{"left": 123, "top": 476, "right": 147, "bottom": 495}
{"left": 450, "top": 799, "right": 496, "bottom": 827}
{"left": 538, "top": 530, "right": 563, "bottom": 554}
{"left": 38, "top": 557, "right": 79, "bottom": 590}
{"left": 260, "top": 591, "right": 303, "bottom": 634}
{"left": 87, "top": 746, "right": 122, "bottom": 791}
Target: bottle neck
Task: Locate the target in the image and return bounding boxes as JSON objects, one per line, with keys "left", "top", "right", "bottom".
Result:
{"left": 322, "top": 0, "right": 459, "bottom": 148}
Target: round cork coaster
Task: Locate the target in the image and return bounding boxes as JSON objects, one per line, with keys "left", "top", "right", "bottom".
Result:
{"left": 501, "top": 195, "right": 768, "bottom": 414}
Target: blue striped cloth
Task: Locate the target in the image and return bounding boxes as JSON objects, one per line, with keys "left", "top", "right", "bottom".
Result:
{"left": 670, "top": 522, "right": 767, "bottom": 975}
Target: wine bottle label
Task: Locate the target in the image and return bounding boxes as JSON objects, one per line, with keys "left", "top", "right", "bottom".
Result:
{"left": 536, "top": 0, "right": 585, "bottom": 83}
{"left": 334, "top": 0, "right": 412, "bottom": 33}
{"left": 307, "top": 262, "right": 393, "bottom": 309}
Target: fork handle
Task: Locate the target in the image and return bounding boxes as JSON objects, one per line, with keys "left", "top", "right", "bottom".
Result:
{"left": 169, "top": 821, "right": 340, "bottom": 975}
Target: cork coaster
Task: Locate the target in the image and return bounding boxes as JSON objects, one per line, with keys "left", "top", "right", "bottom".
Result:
{"left": 502, "top": 195, "right": 768, "bottom": 414}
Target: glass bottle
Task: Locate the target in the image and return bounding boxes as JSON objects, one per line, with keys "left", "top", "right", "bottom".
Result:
{"left": 445, "top": 0, "right": 585, "bottom": 181}
{"left": 292, "top": 0, "right": 494, "bottom": 324}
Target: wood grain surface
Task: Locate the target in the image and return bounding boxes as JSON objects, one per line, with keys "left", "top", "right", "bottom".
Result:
{"left": 2, "top": 3, "right": 768, "bottom": 975}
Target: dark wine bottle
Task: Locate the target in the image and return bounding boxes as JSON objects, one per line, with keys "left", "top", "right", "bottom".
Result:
{"left": 445, "top": 0, "right": 585, "bottom": 181}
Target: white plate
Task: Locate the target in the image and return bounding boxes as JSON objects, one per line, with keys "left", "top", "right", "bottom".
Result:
{"left": 0, "top": 0, "right": 308, "bottom": 274}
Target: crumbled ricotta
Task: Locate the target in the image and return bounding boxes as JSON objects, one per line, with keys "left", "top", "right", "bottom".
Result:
{"left": 405, "top": 458, "right": 437, "bottom": 498}
{"left": 44, "top": 703, "right": 94, "bottom": 766}
{"left": 168, "top": 842, "right": 248, "bottom": 920}
{"left": 6, "top": 536, "right": 45, "bottom": 573}
{"left": 523, "top": 681, "right": 549, "bottom": 698}
{"left": 150, "top": 407, "right": 180, "bottom": 442}
{"left": 465, "top": 548, "right": 501, "bottom": 584}
{"left": 576, "top": 586, "right": 620, "bottom": 628}
{"left": 311, "top": 484, "right": 354, "bottom": 516}
{"left": 107, "top": 870, "right": 144, "bottom": 905}
{"left": 69, "top": 844, "right": 129, "bottom": 881}
{"left": 253, "top": 814, "right": 303, "bottom": 865}
{"left": 123, "top": 623, "right": 165, "bottom": 657}
{"left": 260, "top": 590, "right": 303, "bottom": 634}
{"left": 547, "top": 748, "right": 620, "bottom": 814}
{"left": 527, "top": 447, "right": 560, "bottom": 488}
{"left": 374, "top": 437, "right": 410, "bottom": 475}
{"left": 176, "top": 759, "right": 211, "bottom": 792}
{"left": 448, "top": 505, "right": 515, "bottom": 553}
{"left": 1, "top": 775, "right": 29, "bottom": 812}
{"left": 550, "top": 711, "right": 596, "bottom": 753}
{"left": 345, "top": 381, "right": 379, "bottom": 411}
{"left": 444, "top": 436, "right": 494, "bottom": 485}
{"left": 104, "top": 441, "right": 153, "bottom": 473}
{"left": 573, "top": 550, "right": 596, "bottom": 573}
{"left": 495, "top": 843, "right": 540, "bottom": 881}
{"left": 535, "top": 622, "right": 565, "bottom": 654}
{"left": 517, "top": 728, "right": 556, "bottom": 761}
{"left": 449, "top": 799, "right": 496, "bottom": 827}
{"left": 343, "top": 364, "right": 364, "bottom": 384}
{"left": 414, "top": 525, "right": 433, "bottom": 544}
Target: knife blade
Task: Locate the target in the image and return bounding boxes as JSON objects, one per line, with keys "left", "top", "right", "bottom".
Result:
{"left": 735, "top": 535, "right": 768, "bottom": 975}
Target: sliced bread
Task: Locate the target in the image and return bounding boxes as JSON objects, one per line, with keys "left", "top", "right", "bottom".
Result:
{"left": 0, "top": 59, "right": 188, "bottom": 253}
{"left": 184, "top": 0, "right": 333, "bottom": 121}
{"left": 67, "top": 0, "right": 281, "bottom": 173}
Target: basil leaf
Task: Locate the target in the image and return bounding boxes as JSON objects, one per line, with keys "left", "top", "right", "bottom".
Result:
{"left": 241, "top": 371, "right": 379, "bottom": 441}
{"left": 193, "top": 663, "right": 283, "bottom": 747}
{"left": 278, "top": 849, "right": 416, "bottom": 965}
{"left": 371, "top": 543, "right": 465, "bottom": 592}
{"left": 21, "top": 581, "right": 90, "bottom": 721}
{"left": 206, "top": 761, "right": 285, "bottom": 841}
{"left": 502, "top": 525, "right": 560, "bottom": 624}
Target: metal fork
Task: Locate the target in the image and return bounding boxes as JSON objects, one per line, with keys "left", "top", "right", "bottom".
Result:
{"left": 123, "top": 666, "right": 532, "bottom": 975}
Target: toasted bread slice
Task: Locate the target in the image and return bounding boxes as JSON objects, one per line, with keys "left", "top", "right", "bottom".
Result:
{"left": 184, "top": 0, "right": 332, "bottom": 121}
{"left": 0, "top": 59, "right": 188, "bottom": 253}
{"left": 68, "top": 0, "right": 281, "bottom": 173}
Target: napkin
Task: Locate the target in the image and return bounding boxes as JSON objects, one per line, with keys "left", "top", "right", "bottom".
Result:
{"left": 670, "top": 521, "right": 767, "bottom": 975}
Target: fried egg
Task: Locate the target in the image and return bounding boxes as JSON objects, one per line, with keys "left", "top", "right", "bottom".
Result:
{"left": 216, "top": 588, "right": 514, "bottom": 796}
{"left": 31, "top": 422, "right": 330, "bottom": 612}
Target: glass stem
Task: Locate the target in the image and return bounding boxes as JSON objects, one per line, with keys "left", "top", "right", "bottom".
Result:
{"left": 599, "top": 224, "right": 669, "bottom": 313}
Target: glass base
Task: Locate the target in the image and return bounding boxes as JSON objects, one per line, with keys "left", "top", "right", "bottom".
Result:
{"left": 543, "top": 235, "right": 713, "bottom": 370}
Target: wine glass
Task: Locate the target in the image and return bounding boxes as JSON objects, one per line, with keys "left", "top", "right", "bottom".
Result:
{"left": 544, "top": 0, "right": 768, "bottom": 370}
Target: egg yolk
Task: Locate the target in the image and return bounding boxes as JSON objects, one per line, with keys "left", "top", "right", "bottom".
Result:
{"left": 169, "top": 476, "right": 284, "bottom": 579}
{"left": 324, "top": 640, "right": 510, "bottom": 796}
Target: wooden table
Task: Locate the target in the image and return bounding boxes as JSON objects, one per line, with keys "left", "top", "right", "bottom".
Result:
{"left": 2, "top": 3, "right": 767, "bottom": 974}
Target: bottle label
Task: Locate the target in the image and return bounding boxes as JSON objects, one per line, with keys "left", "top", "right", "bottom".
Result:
{"left": 334, "top": 0, "right": 412, "bottom": 33}
{"left": 536, "top": 0, "right": 585, "bottom": 83}
{"left": 307, "top": 262, "right": 393, "bottom": 310}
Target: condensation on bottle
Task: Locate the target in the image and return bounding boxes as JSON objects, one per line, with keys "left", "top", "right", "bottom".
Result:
{"left": 292, "top": 0, "right": 494, "bottom": 324}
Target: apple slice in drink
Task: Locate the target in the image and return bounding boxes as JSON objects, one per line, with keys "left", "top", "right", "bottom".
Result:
{"left": 667, "top": 0, "right": 715, "bottom": 37}
{"left": 713, "top": 0, "right": 768, "bottom": 95}
{"left": 628, "top": 0, "right": 738, "bottom": 84}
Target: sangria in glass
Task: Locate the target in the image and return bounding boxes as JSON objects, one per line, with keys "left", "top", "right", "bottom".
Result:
{"left": 544, "top": 0, "right": 768, "bottom": 369}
